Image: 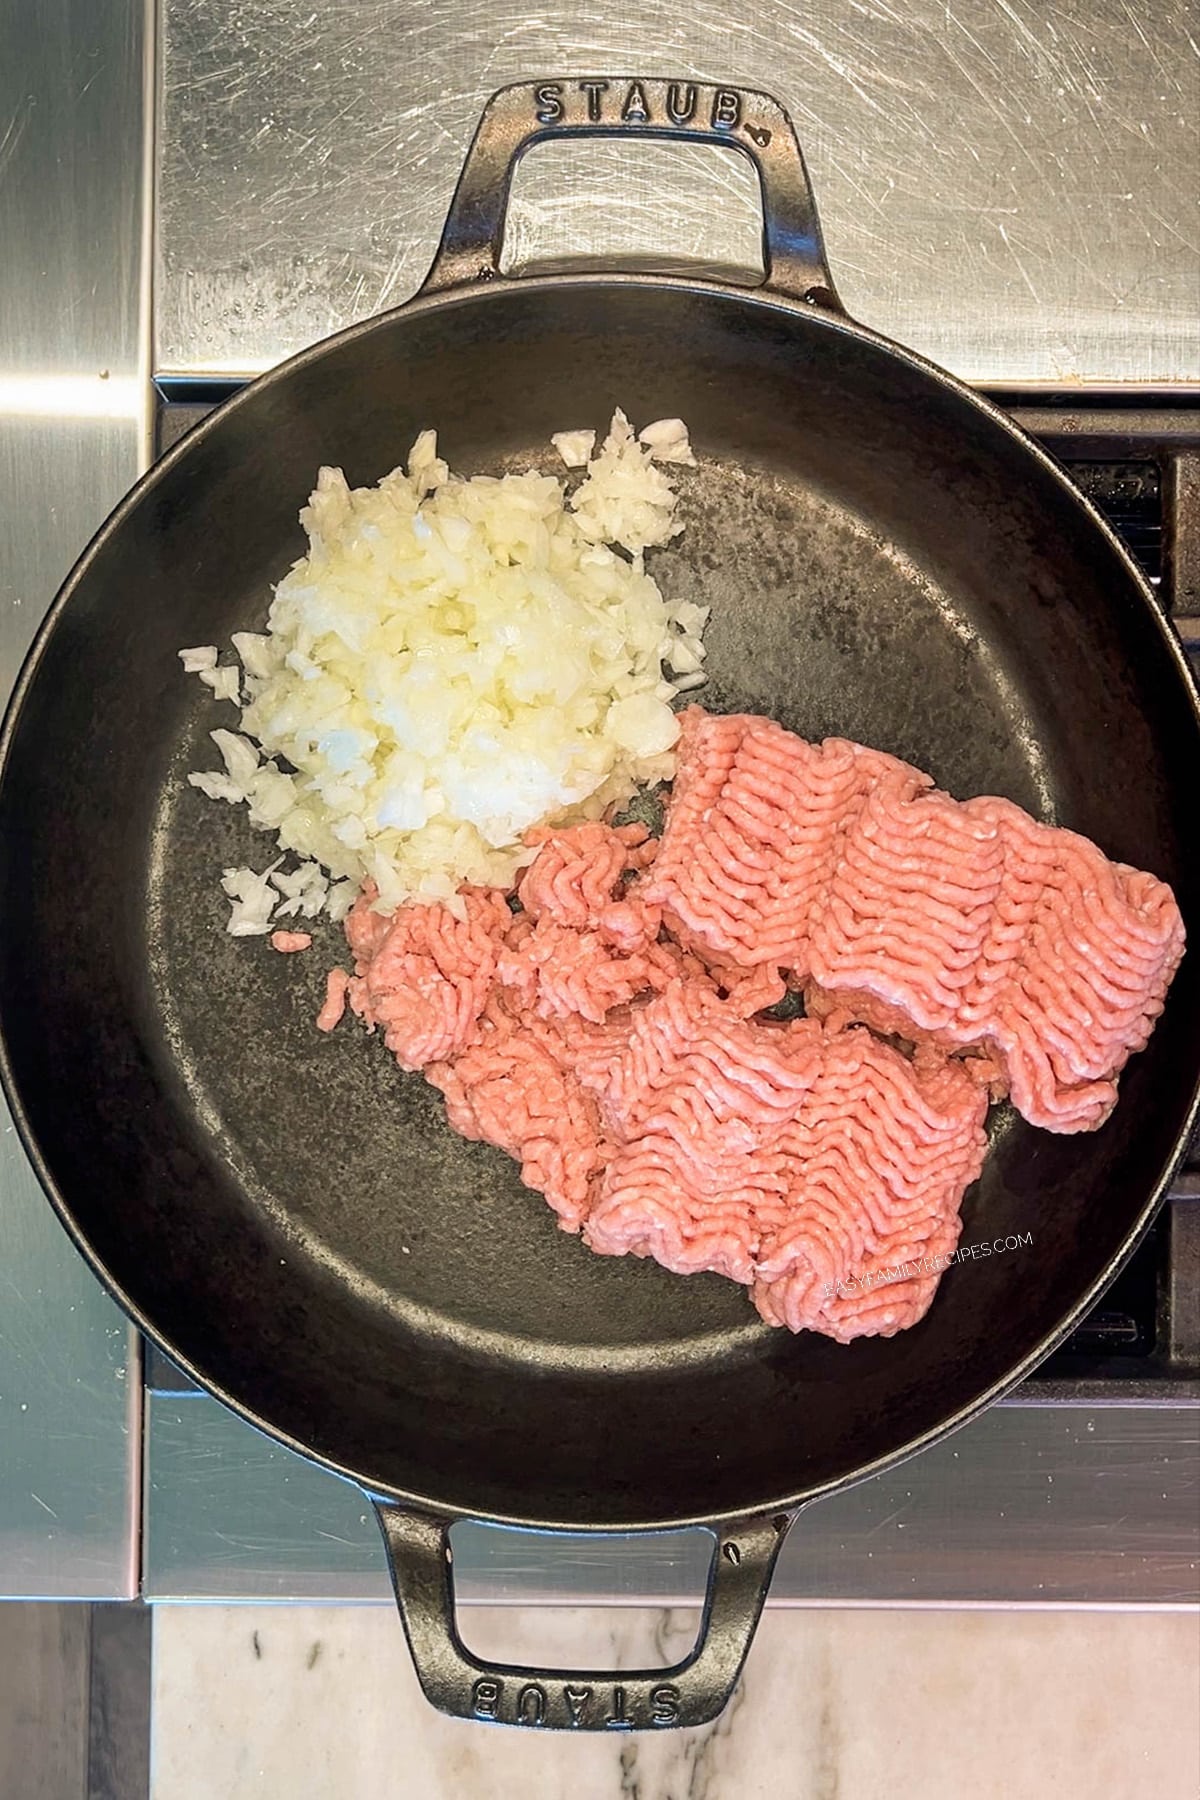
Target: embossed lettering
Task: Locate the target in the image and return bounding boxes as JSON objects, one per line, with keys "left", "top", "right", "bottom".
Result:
{"left": 711, "top": 88, "right": 741, "bottom": 130}
{"left": 578, "top": 80, "right": 609, "bottom": 123}
{"left": 517, "top": 1683, "right": 547, "bottom": 1726}
{"left": 621, "top": 80, "right": 650, "bottom": 123}
{"left": 651, "top": 1684, "right": 681, "bottom": 1725}
{"left": 534, "top": 82, "right": 564, "bottom": 124}
{"left": 666, "top": 82, "right": 697, "bottom": 125}
{"left": 471, "top": 1678, "right": 501, "bottom": 1720}
{"left": 564, "top": 1684, "right": 593, "bottom": 1726}
{"left": 605, "top": 1685, "right": 632, "bottom": 1729}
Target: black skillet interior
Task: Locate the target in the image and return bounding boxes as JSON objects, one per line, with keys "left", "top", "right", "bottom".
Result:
{"left": 1, "top": 279, "right": 1196, "bottom": 1527}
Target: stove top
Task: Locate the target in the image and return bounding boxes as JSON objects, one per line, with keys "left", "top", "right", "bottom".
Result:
{"left": 3, "top": 0, "right": 1196, "bottom": 1604}
{"left": 156, "top": 1, "right": 1200, "bottom": 387}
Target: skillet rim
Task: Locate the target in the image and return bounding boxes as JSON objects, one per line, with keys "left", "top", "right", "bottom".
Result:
{"left": 1, "top": 269, "right": 1198, "bottom": 1529}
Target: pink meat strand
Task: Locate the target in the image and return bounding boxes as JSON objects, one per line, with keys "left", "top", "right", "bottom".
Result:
{"left": 270, "top": 929, "right": 312, "bottom": 953}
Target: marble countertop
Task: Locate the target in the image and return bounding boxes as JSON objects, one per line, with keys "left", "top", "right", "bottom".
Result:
{"left": 150, "top": 1602, "right": 1200, "bottom": 1798}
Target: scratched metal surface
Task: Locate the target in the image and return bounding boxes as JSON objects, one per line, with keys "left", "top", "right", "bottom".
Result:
{"left": 0, "top": 0, "right": 148, "bottom": 1598}
{"left": 156, "top": 0, "right": 1199, "bottom": 383}
{"left": 143, "top": 1397, "right": 1200, "bottom": 1605}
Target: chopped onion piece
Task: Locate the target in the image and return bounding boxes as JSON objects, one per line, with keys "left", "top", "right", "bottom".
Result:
{"left": 327, "top": 880, "right": 357, "bottom": 922}
{"left": 179, "top": 645, "right": 218, "bottom": 673}
{"left": 199, "top": 664, "right": 241, "bottom": 704}
{"left": 672, "top": 600, "right": 710, "bottom": 636}
{"left": 210, "top": 729, "right": 260, "bottom": 788}
{"left": 188, "top": 770, "right": 244, "bottom": 804}
{"left": 551, "top": 429, "right": 596, "bottom": 468}
{"left": 231, "top": 631, "right": 277, "bottom": 679}
{"left": 638, "top": 417, "right": 697, "bottom": 466}
{"left": 667, "top": 636, "right": 705, "bottom": 676}
{"left": 220, "top": 859, "right": 282, "bottom": 935}
{"left": 606, "top": 692, "right": 681, "bottom": 757}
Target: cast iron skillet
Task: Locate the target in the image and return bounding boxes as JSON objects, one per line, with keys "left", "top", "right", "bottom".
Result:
{"left": 1, "top": 80, "right": 1197, "bottom": 1731}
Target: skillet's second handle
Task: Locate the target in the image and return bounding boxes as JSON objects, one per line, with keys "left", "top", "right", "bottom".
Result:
{"left": 375, "top": 1502, "right": 794, "bottom": 1731}
{"left": 420, "top": 77, "right": 841, "bottom": 308}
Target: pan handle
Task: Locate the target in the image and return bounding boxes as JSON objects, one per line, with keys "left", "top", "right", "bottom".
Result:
{"left": 374, "top": 1501, "right": 795, "bottom": 1731}
{"left": 418, "top": 78, "right": 841, "bottom": 309}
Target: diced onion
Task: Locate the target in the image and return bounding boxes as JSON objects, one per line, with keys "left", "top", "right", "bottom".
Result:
{"left": 185, "top": 413, "right": 707, "bottom": 924}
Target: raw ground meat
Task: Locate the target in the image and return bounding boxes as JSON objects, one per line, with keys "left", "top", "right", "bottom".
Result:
{"left": 270, "top": 929, "right": 312, "bottom": 953}
{"left": 317, "top": 710, "right": 1183, "bottom": 1340}
{"left": 333, "top": 886, "right": 511, "bottom": 1070}
{"left": 644, "top": 709, "right": 1185, "bottom": 1132}
{"left": 579, "top": 979, "right": 987, "bottom": 1340}
{"left": 427, "top": 993, "right": 609, "bottom": 1232}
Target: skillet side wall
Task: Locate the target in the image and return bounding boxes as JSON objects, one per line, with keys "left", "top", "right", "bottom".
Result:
{"left": 0, "top": 281, "right": 1196, "bottom": 1526}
